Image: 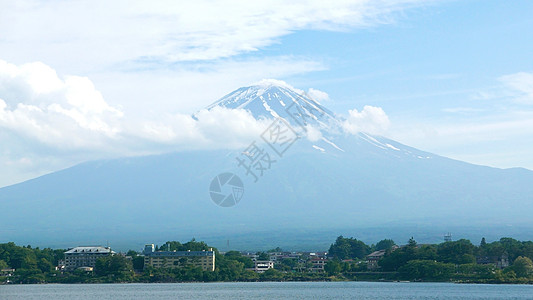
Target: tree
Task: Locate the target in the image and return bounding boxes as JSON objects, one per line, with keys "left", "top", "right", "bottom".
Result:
{"left": 225, "top": 251, "right": 242, "bottom": 257}
{"left": 132, "top": 256, "right": 144, "bottom": 270}
{"left": 0, "top": 259, "right": 8, "bottom": 269}
{"left": 379, "top": 247, "right": 415, "bottom": 271}
{"left": 260, "top": 268, "right": 283, "bottom": 280}
{"left": 161, "top": 239, "right": 211, "bottom": 252}
{"left": 279, "top": 258, "right": 297, "bottom": 270}
{"left": 324, "top": 260, "right": 342, "bottom": 276}
{"left": 37, "top": 258, "right": 53, "bottom": 273}
{"left": 125, "top": 250, "right": 144, "bottom": 270}
{"left": 499, "top": 238, "right": 524, "bottom": 261}
{"left": 379, "top": 241, "right": 437, "bottom": 271}
{"left": 267, "top": 247, "right": 282, "bottom": 253}
{"left": 398, "top": 260, "right": 454, "bottom": 280}
{"left": 457, "top": 263, "right": 495, "bottom": 278}
{"left": 21, "top": 255, "right": 38, "bottom": 270}
{"left": 215, "top": 257, "right": 246, "bottom": 281}
{"left": 522, "top": 241, "right": 533, "bottom": 259}
{"left": 15, "top": 268, "right": 46, "bottom": 284}
{"left": 437, "top": 239, "right": 475, "bottom": 264}
{"left": 95, "top": 255, "right": 134, "bottom": 281}
{"left": 225, "top": 251, "right": 254, "bottom": 268}
{"left": 257, "top": 252, "right": 270, "bottom": 261}
{"left": 511, "top": 256, "right": 533, "bottom": 278}
{"left": 328, "top": 236, "right": 370, "bottom": 260}
{"left": 417, "top": 245, "right": 438, "bottom": 261}
{"left": 375, "top": 239, "right": 395, "bottom": 251}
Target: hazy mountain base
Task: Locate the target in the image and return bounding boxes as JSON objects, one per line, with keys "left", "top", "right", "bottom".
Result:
{"left": 1, "top": 137, "right": 532, "bottom": 251}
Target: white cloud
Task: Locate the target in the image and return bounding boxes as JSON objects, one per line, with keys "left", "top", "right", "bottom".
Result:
{"left": 253, "top": 79, "right": 304, "bottom": 94}
{"left": 0, "top": 60, "right": 277, "bottom": 153}
{"left": 306, "top": 88, "right": 330, "bottom": 104}
{"left": 0, "top": 0, "right": 432, "bottom": 68}
{"left": 0, "top": 60, "right": 123, "bottom": 151}
{"left": 498, "top": 72, "right": 533, "bottom": 104}
{"left": 0, "top": 60, "right": 281, "bottom": 186}
{"left": 91, "top": 56, "right": 326, "bottom": 114}
{"left": 389, "top": 112, "right": 533, "bottom": 170}
{"left": 342, "top": 105, "right": 390, "bottom": 135}
{"left": 133, "top": 107, "right": 273, "bottom": 150}
{"left": 0, "top": 1, "right": 432, "bottom": 116}
{"left": 386, "top": 71, "right": 533, "bottom": 171}
{"left": 304, "top": 125, "right": 324, "bottom": 142}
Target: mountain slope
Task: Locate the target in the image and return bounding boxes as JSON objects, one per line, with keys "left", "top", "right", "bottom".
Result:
{"left": 206, "top": 80, "right": 338, "bottom": 129}
{"left": 1, "top": 80, "right": 532, "bottom": 250}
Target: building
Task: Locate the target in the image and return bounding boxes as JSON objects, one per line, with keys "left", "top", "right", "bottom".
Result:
{"left": 268, "top": 251, "right": 301, "bottom": 262}
{"left": 143, "top": 244, "right": 215, "bottom": 271}
{"left": 64, "top": 246, "right": 115, "bottom": 271}
{"left": 476, "top": 252, "right": 510, "bottom": 269}
{"left": 304, "top": 251, "right": 328, "bottom": 259}
{"left": 1, "top": 268, "right": 15, "bottom": 284}
{"left": 366, "top": 245, "right": 400, "bottom": 270}
{"left": 1, "top": 268, "right": 15, "bottom": 276}
{"left": 444, "top": 233, "right": 452, "bottom": 242}
{"left": 310, "top": 257, "right": 327, "bottom": 272}
{"left": 366, "top": 250, "right": 387, "bottom": 270}
{"left": 241, "top": 252, "right": 258, "bottom": 261}
{"left": 253, "top": 260, "right": 274, "bottom": 273}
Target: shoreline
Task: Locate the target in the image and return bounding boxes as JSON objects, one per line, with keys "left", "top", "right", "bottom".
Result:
{"left": 3, "top": 278, "right": 533, "bottom": 286}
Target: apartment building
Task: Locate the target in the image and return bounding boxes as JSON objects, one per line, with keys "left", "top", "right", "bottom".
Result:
{"left": 143, "top": 244, "right": 215, "bottom": 271}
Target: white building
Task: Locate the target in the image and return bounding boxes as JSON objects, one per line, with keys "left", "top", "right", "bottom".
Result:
{"left": 64, "top": 246, "right": 115, "bottom": 271}
{"left": 253, "top": 260, "right": 274, "bottom": 273}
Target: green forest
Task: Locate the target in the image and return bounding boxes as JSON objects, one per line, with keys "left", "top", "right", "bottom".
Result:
{"left": 326, "top": 236, "right": 533, "bottom": 283}
{"left": 1, "top": 236, "right": 532, "bottom": 284}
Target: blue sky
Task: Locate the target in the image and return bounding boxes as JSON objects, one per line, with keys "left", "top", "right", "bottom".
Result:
{"left": 280, "top": 1, "right": 533, "bottom": 168}
{"left": 0, "top": 0, "right": 532, "bottom": 187}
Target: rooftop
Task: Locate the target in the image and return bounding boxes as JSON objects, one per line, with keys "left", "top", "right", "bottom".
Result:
{"left": 367, "top": 250, "right": 387, "bottom": 258}
{"left": 146, "top": 250, "right": 214, "bottom": 257}
{"left": 65, "top": 246, "right": 115, "bottom": 254}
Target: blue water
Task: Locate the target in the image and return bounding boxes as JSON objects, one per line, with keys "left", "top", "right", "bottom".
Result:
{"left": 1, "top": 282, "right": 532, "bottom": 299}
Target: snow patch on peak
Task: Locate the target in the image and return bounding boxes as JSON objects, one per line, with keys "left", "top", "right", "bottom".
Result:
{"left": 252, "top": 79, "right": 303, "bottom": 94}
{"left": 359, "top": 132, "right": 387, "bottom": 150}
{"left": 261, "top": 98, "right": 280, "bottom": 119}
{"left": 386, "top": 143, "right": 400, "bottom": 151}
{"left": 322, "top": 137, "right": 345, "bottom": 152}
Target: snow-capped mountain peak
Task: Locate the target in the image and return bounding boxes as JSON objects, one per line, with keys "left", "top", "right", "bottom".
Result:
{"left": 206, "top": 80, "right": 339, "bottom": 130}
{"left": 203, "top": 80, "right": 436, "bottom": 158}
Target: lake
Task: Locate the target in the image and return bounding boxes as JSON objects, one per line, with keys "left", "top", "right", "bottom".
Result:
{"left": 1, "top": 282, "right": 532, "bottom": 299}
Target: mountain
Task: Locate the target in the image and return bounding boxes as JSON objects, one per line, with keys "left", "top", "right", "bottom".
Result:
{"left": 205, "top": 79, "right": 338, "bottom": 129}
{"left": 1, "top": 80, "right": 533, "bottom": 251}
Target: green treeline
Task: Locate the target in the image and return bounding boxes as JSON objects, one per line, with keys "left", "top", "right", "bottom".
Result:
{"left": 0, "top": 240, "right": 327, "bottom": 284}
{"left": 0, "top": 242, "right": 64, "bottom": 283}
{"left": 1, "top": 236, "right": 533, "bottom": 284}
{"left": 326, "top": 236, "right": 533, "bottom": 283}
